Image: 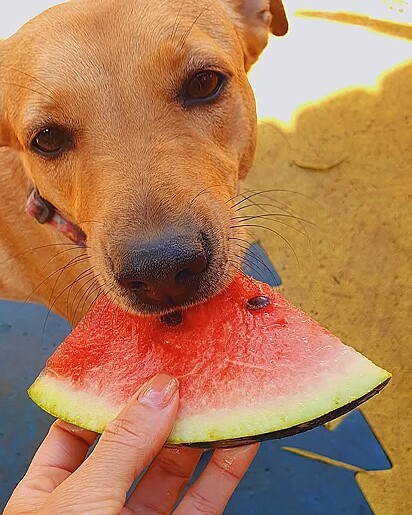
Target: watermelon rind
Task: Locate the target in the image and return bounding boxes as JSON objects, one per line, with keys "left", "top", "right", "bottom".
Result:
{"left": 182, "top": 378, "right": 390, "bottom": 448}
{"left": 28, "top": 360, "right": 390, "bottom": 448}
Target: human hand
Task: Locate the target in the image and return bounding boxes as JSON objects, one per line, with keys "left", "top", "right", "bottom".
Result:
{"left": 5, "top": 373, "right": 258, "bottom": 514}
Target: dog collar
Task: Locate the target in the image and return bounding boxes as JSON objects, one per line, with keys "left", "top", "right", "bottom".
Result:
{"left": 26, "top": 189, "right": 87, "bottom": 247}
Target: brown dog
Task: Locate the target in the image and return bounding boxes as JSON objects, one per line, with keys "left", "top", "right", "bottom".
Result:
{"left": 0, "top": 0, "right": 287, "bottom": 325}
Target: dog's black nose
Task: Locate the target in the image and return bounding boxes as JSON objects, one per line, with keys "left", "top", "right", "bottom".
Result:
{"left": 115, "top": 231, "right": 210, "bottom": 309}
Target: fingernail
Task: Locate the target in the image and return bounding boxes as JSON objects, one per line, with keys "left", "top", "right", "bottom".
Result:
{"left": 138, "top": 373, "right": 178, "bottom": 408}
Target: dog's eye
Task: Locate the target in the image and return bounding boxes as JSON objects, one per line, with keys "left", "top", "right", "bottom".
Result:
{"left": 30, "top": 126, "right": 72, "bottom": 157}
{"left": 183, "top": 71, "right": 225, "bottom": 105}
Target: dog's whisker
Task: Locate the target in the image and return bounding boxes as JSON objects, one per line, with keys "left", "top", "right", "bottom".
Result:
{"left": 72, "top": 274, "right": 104, "bottom": 323}
{"left": 229, "top": 240, "right": 280, "bottom": 283}
{"left": 235, "top": 202, "right": 308, "bottom": 225}
{"left": 232, "top": 213, "right": 311, "bottom": 241}
{"left": 187, "top": 184, "right": 221, "bottom": 209}
{"left": 40, "top": 246, "right": 86, "bottom": 273}
{"left": 170, "top": 0, "right": 186, "bottom": 42}
{"left": 69, "top": 272, "right": 99, "bottom": 316}
{"left": 225, "top": 191, "right": 244, "bottom": 206}
{"left": 23, "top": 254, "right": 90, "bottom": 305}
{"left": 233, "top": 212, "right": 314, "bottom": 225}
{"left": 233, "top": 190, "right": 315, "bottom": 244}
{"left": 50, "top": 266, "right": 94, "bottom": 314}
{"left": 230, "top": 188, "right": 318, "bottom": 211}
{"left": 231, "top": 251, "right": 268, "bottom": 282}
{"left": 231, "top": 223, "right": 300, "bottom": 267}
{"left": 234, "top": 194, "right": 305, "bottom": 219}
{"left": 0, "top": 81, "right": 55, "bottom": 102}
{"left": 231, "top": 190, "right": 275, "bottom": 210}
{"left": 238, "top": 189, "right": 312, "bottom": 226}
{"left": 65, "top": 268, "right": 97, "bottom": 318}
{"left": 233, "top": 245, "right": 280, "bottom": 284}
{"left": 0, "top": 65, "right": 56, "bottom": 97}
{"left": 226, "top": 259, "right": 249, "bottom": 279}
{"left": 80, "top": 283, "right": 105, "bottom": 320}
{"left": 41, "top": 265, "right": 96, "bottom": 340}
{"left": 47, "top": 255, "right": 91, "bottom": 308}
{"left": 178, "top": 0, "right": 218, "bottom": 48}
{"left": 64, "top": 271, "right": 94, "bottom": 320}
{"left": 0, "top": 242, "right": 81, "bottom": 268}
{"left": 228, "top": 236, "right": 254, "bottom": 247}
{"left": 240, "top": 187, "right": 319, "bottom": 207}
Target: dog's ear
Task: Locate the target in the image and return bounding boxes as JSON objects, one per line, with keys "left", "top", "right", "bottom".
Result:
{"left": 268, "top": 0, "right": 288, "bottom": 36}
{"left": 225, "top": 0, "right": 288, "bottom": 69}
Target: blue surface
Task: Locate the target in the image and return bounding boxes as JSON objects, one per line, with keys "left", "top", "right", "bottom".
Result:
{"left": 0, "top": 302, "right": 70, "bottom": 508}
{"left": 243, "top": 243, "right": 282, "bottom": 287}
{"left": 190, "top": 412, "right": 390, "bottom": 514}
{"left": 0, "top": 243, "right": 391, "bottom": 512}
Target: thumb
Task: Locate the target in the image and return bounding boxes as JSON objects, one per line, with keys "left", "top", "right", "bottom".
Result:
{"left": 45, "top": 373, "right": 179, "bottom": 514}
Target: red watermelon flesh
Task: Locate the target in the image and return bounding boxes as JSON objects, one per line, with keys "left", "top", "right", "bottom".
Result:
{"left": 28, "top": 274, "right": 390, "bottom": 447}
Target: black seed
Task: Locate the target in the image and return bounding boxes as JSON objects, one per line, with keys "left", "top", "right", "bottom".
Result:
{"left": 246, "top": 296, "right": 271, "bottom": 311}
{"left": 161, "top": 311, "right": 183, "bottom": 326}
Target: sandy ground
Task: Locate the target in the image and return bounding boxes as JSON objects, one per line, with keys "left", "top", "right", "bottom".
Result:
{"left": 246, "top": 1, "right": 411, "bottom": 512}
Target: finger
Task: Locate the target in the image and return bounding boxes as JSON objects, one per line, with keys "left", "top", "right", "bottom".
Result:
{"left": 126, "top": 446, "right": 203, "bottom": 514}
{"left": 30, "top": 420, "right": 97, "bottom": 475}
{"left": 174, "top": 443, "right": 259, "bottom": 515}
{"left": 44, "top": 374, "right": 179, "bottom": 514}
{"left": 4, "top": 421, "right": 96, "bottom": 514}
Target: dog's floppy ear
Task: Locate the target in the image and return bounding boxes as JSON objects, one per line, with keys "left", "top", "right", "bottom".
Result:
{"left": 225, "top": 0, "right": 288, "bottom": 69}
{"left": 269, "top": 0, "right": 288, "bottom": 36}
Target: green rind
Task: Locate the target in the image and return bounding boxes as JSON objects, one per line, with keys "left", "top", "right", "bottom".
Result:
{"left": 28, "top": 373, "right": 122, "bottom": 432}
{"left": 181, "top": 377, "right": 391, "bottom": 448}
{"left": 168, "top": 362, "right": 390, "bottom": 445}
{"left": 28, "top": 363, "right": 391, "bottom": 448}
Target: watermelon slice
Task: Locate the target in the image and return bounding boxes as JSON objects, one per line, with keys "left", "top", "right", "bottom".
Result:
{"left": 28, "top": 274, "right": 390, "bottom": 447}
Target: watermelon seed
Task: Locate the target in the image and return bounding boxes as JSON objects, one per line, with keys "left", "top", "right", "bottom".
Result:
{"left": 161, "top": 311, "right": 183, "bottom": 326}
{"left": 247, "top": 296, "right": 271, "bottom": 311}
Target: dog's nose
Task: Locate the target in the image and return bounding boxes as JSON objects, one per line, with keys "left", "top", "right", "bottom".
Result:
{"left": 115, "top": 231, "right": 209, "bottom": 308}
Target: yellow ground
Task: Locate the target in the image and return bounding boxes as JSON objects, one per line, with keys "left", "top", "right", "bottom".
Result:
{"left": 246, "top": 2, "right": 412, "bottom": 512}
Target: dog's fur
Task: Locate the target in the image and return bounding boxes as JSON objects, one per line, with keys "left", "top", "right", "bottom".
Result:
{"left": 0, "top": 0, "right": 287, "bottom": 324}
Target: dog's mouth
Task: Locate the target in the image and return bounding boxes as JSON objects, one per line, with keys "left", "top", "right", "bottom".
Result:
{"left": 26, "top": 189, "right": 87, "bottom": 247}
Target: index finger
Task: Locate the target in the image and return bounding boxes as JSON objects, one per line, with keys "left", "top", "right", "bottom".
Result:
{"left": 31, "top": 419, "right": 97, "bottom": 473}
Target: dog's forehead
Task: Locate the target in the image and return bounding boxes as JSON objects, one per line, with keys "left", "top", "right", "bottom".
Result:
{"left": 14, "top": 0, "right": 240, "bottom": 68}
{"left": 6, "top": 0, "right": 243, "bottom": 108}
{"left": 3, "top": 0, "right": 249, "bottom": 140}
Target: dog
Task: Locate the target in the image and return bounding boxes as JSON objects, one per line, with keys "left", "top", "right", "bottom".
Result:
{"left": 0, "top": 0, "right": 287, "bottom": 325}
